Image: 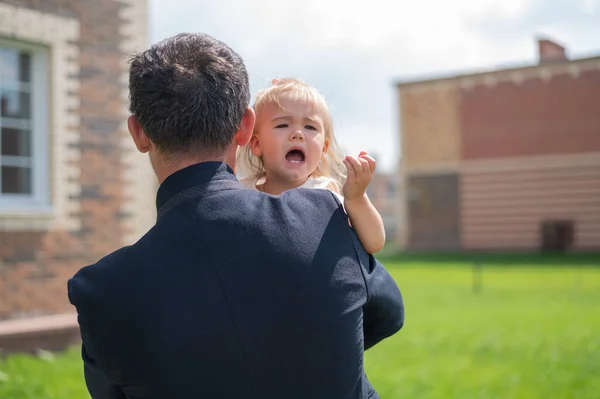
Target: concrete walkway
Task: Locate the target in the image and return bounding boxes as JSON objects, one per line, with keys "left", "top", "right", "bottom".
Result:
{"left": 0, "top": 313, "right": 80, "bottom": 355}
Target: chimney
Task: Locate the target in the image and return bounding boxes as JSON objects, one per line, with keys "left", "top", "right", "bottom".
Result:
{"left": 537, "top": 38, "right": 568, "bottom": 63}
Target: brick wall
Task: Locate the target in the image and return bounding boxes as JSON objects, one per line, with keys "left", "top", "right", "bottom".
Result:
{"left": 399, "top": 84, "right": 461, "bottom": 167}
{"left": 461, "top": 69, "right": 600, "bottom": 160}
{"left": 0, "top": 0, "right": 152, "bottom": 320}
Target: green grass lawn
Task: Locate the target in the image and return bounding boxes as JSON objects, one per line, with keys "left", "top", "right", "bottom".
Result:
{"left": 1, "top": 253, "right": 598, "bottom": 399}
{"left": 366, "top": 252, "right": 600, "bottom": 398}
{"left": 0, "top": 348, "right": 88, "bottom": 399}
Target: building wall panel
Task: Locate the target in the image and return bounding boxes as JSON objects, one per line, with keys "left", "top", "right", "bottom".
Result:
{"left": 461, "top": 157, "right": 600, "bottom": 250}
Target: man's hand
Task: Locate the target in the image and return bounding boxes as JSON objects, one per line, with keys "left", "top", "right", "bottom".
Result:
{"left": 342, "top": 151, "right": 376, "bottom": 201}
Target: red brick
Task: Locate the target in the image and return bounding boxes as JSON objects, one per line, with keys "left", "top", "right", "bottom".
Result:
{"left": 460, "top": 69, "right": 600, "bottom": 159}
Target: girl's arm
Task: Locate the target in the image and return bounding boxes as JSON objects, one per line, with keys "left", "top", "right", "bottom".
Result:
{"left": 341, "top": 152, "right": 386, "bottom": 254}
{"left": 344, "top": 194, "right": 386, "bottom": 254}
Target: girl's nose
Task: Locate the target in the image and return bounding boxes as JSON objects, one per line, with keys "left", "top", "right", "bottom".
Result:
{"left": 290, "top": 130, "right": 305, "bottom": 141}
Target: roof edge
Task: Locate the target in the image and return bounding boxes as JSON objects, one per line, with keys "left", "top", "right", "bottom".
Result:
{"left": 393, "top": 54, "right": 600, "bottom": 89}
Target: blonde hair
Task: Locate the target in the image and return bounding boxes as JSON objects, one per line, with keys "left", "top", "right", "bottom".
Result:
{"left": 237, "top": 78, "right": 347, "bottom": 191}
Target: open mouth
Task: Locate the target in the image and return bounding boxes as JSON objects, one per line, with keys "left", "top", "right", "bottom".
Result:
{"left": 285, "top": 148, "right": 305, "bottom": 164}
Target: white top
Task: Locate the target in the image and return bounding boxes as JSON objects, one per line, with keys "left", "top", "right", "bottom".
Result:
{"left": 239, "top": 175, "right": 345, "bottom": 205}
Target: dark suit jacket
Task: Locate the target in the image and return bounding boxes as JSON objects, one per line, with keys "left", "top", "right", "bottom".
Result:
{"left": 68, "top": 162, "right": 404, "bottom": 399}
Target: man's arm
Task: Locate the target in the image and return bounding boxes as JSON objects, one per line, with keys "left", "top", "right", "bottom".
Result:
{"left": 320, "top": 184, "right": 404, "bottom": 350}
{"left": 360, "top": 254, "right": 404, "bottom": 350}
{"left": 343, "top": 223, "right": 404, "bottom": 350}
{"left": 299, "top": 187, "right": 404, "bottom": 350}
{"left": 68, "top": 277, "right": 126, "bottom": 399}
{"left": 81, "top": 334, "right": 126, "bottom": 399}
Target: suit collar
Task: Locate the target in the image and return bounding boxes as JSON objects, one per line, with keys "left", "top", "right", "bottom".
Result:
{"left": 155, "top": 162, "right": 237, "bottom": 213}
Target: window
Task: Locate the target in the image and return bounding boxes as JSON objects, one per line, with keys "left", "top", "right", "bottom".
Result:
{"left": 0, "top": 38, "right": 49, "bottom": 213}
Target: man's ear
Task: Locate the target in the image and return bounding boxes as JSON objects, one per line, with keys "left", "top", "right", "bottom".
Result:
{"left": 235, "top": 107, "right": 255, "bottom": 147}
{"left": 128, "top": 115, "right": 152, "bottom": 153}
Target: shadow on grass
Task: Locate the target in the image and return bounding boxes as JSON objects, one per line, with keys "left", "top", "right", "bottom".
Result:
{"left": 377, "top": 249, "right": 600, "bottom": 267}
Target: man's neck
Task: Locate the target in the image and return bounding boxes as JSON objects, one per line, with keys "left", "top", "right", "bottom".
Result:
{"left": 156, "top": 155, "right": 232, "bottom": 185}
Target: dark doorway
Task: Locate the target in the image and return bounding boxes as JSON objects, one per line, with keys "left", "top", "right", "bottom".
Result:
{"left": 540, "top": 220, "right": 575, "bottom": 252}
{"left": 407, "top": 173, "right": 461, "bottom": 251}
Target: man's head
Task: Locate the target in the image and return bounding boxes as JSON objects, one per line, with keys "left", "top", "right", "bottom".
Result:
{"left": 127, "top": 33, "right": 255, "bottom": 180}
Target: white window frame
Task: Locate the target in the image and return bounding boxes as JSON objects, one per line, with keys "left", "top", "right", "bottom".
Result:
{"left": 0, "top": 37, "right": 50, "bottom": 214}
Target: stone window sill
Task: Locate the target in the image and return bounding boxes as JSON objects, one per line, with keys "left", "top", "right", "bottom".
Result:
{"left": 0, "top": 206, "right": 54, "bottom": 231}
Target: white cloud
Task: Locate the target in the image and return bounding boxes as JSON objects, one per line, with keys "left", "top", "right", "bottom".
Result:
{"left": 583, "top": 0, "right": 599, "bottom": 13}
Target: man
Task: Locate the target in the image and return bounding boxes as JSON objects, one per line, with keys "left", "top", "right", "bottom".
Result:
{"left": 68, "top": 33, "right": 404, "bottom": 399}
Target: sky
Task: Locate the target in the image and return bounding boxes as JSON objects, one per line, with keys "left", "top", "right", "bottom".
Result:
{"left": 149, "top": 0, "right": 600, "bottom": 172}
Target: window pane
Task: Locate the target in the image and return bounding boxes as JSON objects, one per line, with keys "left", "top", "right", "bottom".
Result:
{"left": 0, "top": 46, "right": 35, "bottom": 198}
{"left": 1, "top": 165, "right": 31, "bottom": 194}
{"left": 19, "top": 52, "right": 31, "bottom": 83}
{"left": 0, "top": 47, "right": 30, "bottom": 83}
{"left": 0, "top": 48, "right": 18, "bottom": 81}
{"left": 1, "top": 127, "right": 31, "bottom": 156}
{"left": 0, "top": 89, "right": 31, "bottom": 118}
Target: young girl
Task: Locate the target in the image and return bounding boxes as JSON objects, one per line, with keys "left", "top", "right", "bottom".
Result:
{"left": 237, "top": 78, "right": 386, "bottom": 254}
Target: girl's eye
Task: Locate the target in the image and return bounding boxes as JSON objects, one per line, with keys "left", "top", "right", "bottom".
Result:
{"left": 275, "top": 124, "right": 288, "bottom": 129}
{"left": 305, "top": 125, "right": 317, "bottom": 130}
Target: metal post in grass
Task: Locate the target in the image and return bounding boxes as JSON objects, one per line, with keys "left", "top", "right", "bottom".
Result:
{"left": 473, "top": 262, "right": 483, "bottom": 294}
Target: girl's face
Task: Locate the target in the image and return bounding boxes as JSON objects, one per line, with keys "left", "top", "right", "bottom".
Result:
{"left": 251, "top": 95, "right": 329, "bottom": 186}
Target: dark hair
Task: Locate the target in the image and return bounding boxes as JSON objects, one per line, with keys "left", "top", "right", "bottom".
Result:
{"left": 128, "top": 33, "right": 250, "bottom": 158}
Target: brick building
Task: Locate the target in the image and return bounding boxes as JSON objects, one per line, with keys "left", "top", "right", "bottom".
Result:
{"left": 0, "top": 0, "right": 155, "bottom": 321}
{"left": 395, "top": 38, "right": 600, "bottom": 252}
